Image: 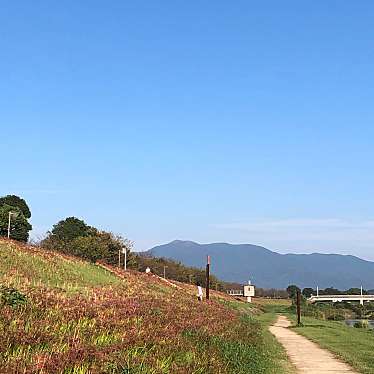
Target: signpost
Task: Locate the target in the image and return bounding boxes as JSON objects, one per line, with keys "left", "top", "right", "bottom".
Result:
{"left": 296, "top": 289, "right": 301, "bottom": 325}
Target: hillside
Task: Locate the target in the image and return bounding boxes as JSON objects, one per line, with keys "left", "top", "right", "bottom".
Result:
{"left": 148, "top": 240, "right": 374, "bottom": 289}
{"left": 0, "top": 239, "right": 291, "bottom": 374}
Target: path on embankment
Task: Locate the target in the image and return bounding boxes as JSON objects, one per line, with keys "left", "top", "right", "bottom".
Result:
{"left": 269, "top": 315, "right": 358, "bottom": 374}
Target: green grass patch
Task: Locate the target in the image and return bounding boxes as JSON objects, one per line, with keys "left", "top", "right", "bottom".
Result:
{"left": 289, "top": 314, "right": 374, "bottom": 373}
{"left": 0, "top": 242, "right": 121, "bottom": 291}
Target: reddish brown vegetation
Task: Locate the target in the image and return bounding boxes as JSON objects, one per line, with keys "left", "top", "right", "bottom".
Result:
{"left": 0, "top": 241, "right": 244, "bottom": 373}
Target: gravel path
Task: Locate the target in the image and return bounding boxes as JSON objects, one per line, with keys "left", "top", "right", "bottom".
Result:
{"left": 269, "top": 315, "right": 358, "bottom": 374}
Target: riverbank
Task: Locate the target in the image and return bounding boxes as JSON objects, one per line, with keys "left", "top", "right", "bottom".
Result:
{"left": 290, "top": 315, "right": 374, "bottom": 374}
{"left": 258, "top": 299, "right": 374, "bottom": 373}
{"left": 267, "top": 298, "right": 373, "bottom": 374}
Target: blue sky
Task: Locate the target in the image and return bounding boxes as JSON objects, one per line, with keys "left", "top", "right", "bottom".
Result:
{"left": 2, "top": 1, "right": 374, "bottom": 258}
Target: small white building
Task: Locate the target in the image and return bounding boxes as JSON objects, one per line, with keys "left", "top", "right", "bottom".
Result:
{"left": 243, "top": 281, "right": 255, "bottom": 303}
{"left": 227, "top": 280, "right": 255, "bottom": 302}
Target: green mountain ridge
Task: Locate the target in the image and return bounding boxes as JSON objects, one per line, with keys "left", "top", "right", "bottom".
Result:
{"left": 148, "top": 240, "right": 374, "bottom": 289}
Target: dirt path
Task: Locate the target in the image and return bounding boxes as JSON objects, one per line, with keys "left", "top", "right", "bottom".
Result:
{"left": 269, "top": 315, "right": 358, "bottom": 374}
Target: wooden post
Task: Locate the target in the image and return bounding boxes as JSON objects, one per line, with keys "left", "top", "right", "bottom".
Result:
{"left": 206, "top": 255, "right": 210, "bottom": 300}
{"left": 297, "top": 289, "right": 301, "bottom": 325}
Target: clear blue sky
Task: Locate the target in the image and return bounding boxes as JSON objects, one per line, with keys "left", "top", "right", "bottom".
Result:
{"left": 2, "top": 1, "right": 374, "bottom": 259}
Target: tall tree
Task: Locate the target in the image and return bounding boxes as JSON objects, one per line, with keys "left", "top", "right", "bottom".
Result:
{"left": 50, "top": 217, "right": 91, "bottom": 242}
{"left": 0, "top": 204, "right": 32, "bottom": 242}
{"left": 41, "top": 217, "right": 92, "bottom": 253}
{"left": 41, "top": 217, "right": 135, "bottom": 266}
{"left": 302, "top": 287, "right": 314, "bottom": 298}
{"left": 286, "top": 284, "right": 301, "bottom": 299}
{"left": 0, "top": 195, "right": 31, "bottom": 219}
{"left": 71, "top": 231, "right": 134, "bottom": 264}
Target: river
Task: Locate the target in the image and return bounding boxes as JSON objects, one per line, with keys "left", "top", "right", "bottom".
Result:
{"left": 345, "top": 319, "right": 374, "bottom": 329}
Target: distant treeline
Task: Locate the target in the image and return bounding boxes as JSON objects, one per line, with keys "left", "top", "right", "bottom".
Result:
{"left": 256, "top": 288, "right": 288, "bottom": 298}
{"left": 315, "top": 287, "right": 370, "bottom": 295}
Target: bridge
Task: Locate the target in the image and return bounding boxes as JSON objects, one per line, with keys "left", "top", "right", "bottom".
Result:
{"left": 309, "top": 294, "right": 374, "bottom": 305}
{"left": 227, "top": 289, "right": 244, "bottom": 296}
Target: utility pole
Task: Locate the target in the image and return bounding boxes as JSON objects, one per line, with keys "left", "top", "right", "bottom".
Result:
{"left": 296, "top": 289, "right": 301, "bottom": 325}
{"left": 206, "top": 255, "right": 210, "bottom": 301}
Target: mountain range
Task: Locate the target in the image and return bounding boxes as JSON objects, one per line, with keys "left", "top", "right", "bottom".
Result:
{"left": 147, "top": 240, "right": 374, "bottom": 290}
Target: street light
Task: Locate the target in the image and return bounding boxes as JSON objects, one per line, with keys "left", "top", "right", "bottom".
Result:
{"left": 7, "top": 211, "right": 18, "bottom": 239}
{"left": 122, "top": 246, "right": 127, "bottom": 271}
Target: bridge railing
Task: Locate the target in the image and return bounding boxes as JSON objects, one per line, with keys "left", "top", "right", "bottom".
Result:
{"left": 227, "top": 289, "right": 244, "bottom": 296}
{"left": 308, "top": 294, "right": 374, "bottom": 304}
{"left": 309, "top": 294, "right": 374, "bottom": 299}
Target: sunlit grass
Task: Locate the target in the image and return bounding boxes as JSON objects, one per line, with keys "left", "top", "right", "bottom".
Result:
{"left": 0, "top": 241, "right": 122, "bottom": 292}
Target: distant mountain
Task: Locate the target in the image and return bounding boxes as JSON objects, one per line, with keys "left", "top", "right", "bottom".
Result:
{"left": 147, "top": 240, "right": 374, "bottom": 290}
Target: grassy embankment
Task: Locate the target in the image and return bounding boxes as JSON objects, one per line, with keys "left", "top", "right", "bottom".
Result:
{"left": 265, "top": 298, "right": 374, "bottom": 374}
{"left": 0, "top": 239, "right": 292, "bottom": 374}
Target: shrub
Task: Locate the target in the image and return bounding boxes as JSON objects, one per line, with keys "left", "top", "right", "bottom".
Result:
{"left": 288, "top": 304, "right": 325, "bottom": 319}
{"left": 354, "top": 320, "right": 369, "bottom": 329}
{"left": 0, "top": 285, "right": 27, "bottom": 307}
{"left": 327, "top": 314, "right": 345, "bottom": 321}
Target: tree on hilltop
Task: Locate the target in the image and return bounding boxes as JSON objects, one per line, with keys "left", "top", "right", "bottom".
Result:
{"left": 0, "top": 195, "right": 32, "bottom": 242}
{"left": 0, "top": 195, "right": 31, "bottom": 219}
{"left": 50, "top": 217, "right": 92, "bottom": 242}
{"left": 41, "top": 216, "right": 135, "bottom": 266}
{"left": 71, "top": 231, "right": 134, "bottom": 265}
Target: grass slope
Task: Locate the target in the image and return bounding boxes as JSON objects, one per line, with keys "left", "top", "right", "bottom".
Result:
{"left": 0, "top": 240, "right": 292, "bottom": 374}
